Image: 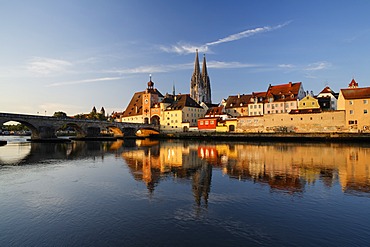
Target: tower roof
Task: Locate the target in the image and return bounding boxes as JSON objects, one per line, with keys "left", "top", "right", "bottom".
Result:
{"left": 193, "top": 49, "right": 201, "bottom": 76}
{"left": 348, "top": 79, "right": 359, "bottom": 88}
{"left": 202, "top": 53, "right": 208, "bottom": 77}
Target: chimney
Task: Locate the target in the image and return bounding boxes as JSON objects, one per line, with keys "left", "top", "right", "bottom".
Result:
{"left": 238, "top": 94, "right": 240, "bottom": 98}
{"left": 289, "top": 82, "right": 292, "bottom": 87}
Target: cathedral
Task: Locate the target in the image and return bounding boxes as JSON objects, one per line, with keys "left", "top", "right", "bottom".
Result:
{"left": 190, "top": 49, "right": 212, "bottom": 105}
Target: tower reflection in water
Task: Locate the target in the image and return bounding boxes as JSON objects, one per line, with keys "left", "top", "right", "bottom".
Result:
{"left": 1, "top": 139, "right": 369, "bottom": 202}
{"left": 121, "top": 139, "right": 370, "bottom": 202}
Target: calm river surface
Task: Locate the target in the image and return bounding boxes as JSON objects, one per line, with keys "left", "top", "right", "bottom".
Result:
{"left": 1, "top": 136, "right": 370, "bottom": 246}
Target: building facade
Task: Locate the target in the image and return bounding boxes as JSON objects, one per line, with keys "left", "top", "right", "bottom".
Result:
{"left": 337, "top": 79, "right": 370, "bottom": 132}
{"left": 120, "top": 78, "right": 164, "bottom": 124}
{"left": 264, "top": 82, "right": 306, "bottom": 114}
{"left": 161, "top": 94, "right": 206, "bottom": 132}
{"left": 317, "top": 86, "right": 338, "bottom": 111}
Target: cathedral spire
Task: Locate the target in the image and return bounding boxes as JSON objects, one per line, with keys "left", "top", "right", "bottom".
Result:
{"left": 202, "top": 53, "right": 208, "bottom": 78}
{"left": 190, "top": 50, "right": 211, "bottom": 105}
{"left": 194, "top": 49, "right": 201, "bottom": 75}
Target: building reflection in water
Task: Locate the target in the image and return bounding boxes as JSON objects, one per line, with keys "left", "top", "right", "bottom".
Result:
{"left": 120, "top": 140, "right": 370, "bottom": 201}
{"left": 2, "top": 139, "right": 369, "bottom": 203}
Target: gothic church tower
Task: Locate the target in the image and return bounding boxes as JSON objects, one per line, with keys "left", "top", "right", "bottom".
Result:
{"left": 190, "top": 49, "right": 212, "bottom": 105}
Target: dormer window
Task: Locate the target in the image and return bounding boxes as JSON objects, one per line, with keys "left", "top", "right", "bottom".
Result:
{"left": 230, "top": 103, "right": 233, "bottom": 107}
{"left": 240, "top": 103, "right": 243, "bottom": 106}
{"left": 281, "top": 95, "right": 285, "bottom": 99}
{"left": 291, "top": 94, "right": 294, "bottom": 99}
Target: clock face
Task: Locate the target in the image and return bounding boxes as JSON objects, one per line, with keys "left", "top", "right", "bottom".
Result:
{"left": 144, "top": 99, "right": 149, "bottom": 104}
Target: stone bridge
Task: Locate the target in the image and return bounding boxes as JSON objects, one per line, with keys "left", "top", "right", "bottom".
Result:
{"left": 0, "top": 112, "right": 157, "bottom": 140}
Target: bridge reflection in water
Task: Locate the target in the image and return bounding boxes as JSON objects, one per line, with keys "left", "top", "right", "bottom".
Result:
{"left": 1, "top": 139, "right": 369, "bottom": 200}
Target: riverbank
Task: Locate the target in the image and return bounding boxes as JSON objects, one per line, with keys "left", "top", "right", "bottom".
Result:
{"left": 151, "top": 132, "right": 370, "bottom": 143}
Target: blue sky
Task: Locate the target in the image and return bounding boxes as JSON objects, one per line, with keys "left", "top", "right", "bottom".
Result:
{"left": 1, "top": 0, "right": 370, "bottom": 116}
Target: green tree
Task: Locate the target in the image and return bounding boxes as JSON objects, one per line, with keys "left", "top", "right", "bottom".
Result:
{"left": 53, "top": 111, "right": 68, "bottom": 118}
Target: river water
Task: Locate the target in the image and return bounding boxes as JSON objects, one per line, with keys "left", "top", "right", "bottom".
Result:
{"left": 0, "top": 136, "right": 370, "bottom": 246}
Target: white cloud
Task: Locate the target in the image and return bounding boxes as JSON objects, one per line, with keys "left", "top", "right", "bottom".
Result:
{"left": 207, "top": 61, "right": 259, "bottom": 69}
{"left": 278, "top": 64, "right": 295, "bottom": 69}
{"left": 27, "top": 57, "right": 73, "bottom": 75}
{"left": 304, "top": 61, "right": 331, "bottom": 71}
{"left": 107, "top": 63, "right": 192, "bottom": 74}
{"left": 160, "top": 21, "right": 291, "bottom": 55}
{"left": 108, "top": 61, "right": 258, "bottom": 75}
{"left": 47, "top": 77, "right": 123, "bottom": 87}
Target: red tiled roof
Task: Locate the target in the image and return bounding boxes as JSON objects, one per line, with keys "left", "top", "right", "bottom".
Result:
{"left": 121, "top": 92, "right": 144, "bottom": 117}
{"left": 266, "top": 82, "right": 302, "bottom": 102}
{"left": 206, "top": 106, "right": 224, "bottom": 116}
{"left": 165, "top": 94, "right": 203, "bottom": 111}
{"left": 289, "top": 108, "right": 322, "bottom": 114}
{"left": 348, "top": 79, "right": 359, "bottom": 88}
{"left": 319, "top": 86, "right": 335, "bottom": 95}
{"left": 225, "top": 94, "right": 253, "bottom": 108}
{"left": 340, "top": 87, "right": 370, "bottom": 100}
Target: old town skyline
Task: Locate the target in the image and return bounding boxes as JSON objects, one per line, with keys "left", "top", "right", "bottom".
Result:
{"left": 2, "top": 1, "right": 370, "bottom": 116}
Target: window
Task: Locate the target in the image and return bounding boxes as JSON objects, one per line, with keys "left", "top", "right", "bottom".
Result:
{"left": 350, "top": 110, "right": 354, "bottom": 115}
{"left": 364, "top": 109, "right": 368, "bottom": 114}
{"left": 349, "top": 100, "right": 353, "bottom": 105}
{"left": 364, "top": 100, "right": 368, "bottom": 104}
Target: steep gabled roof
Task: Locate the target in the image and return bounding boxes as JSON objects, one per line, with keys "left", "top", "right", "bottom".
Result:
{"left": 251, "top": 91, "right": 267, "bottom": 103}
{"left": 319, "top": 86, "right": 335, "bottom": 95}
{"left": 348, "top": 79, "right": 359, "bottom": 88}
{"left": 205, "top": 106, "right": 225, "bottom": 116}
{"left": 225, "top": 94, "right": 253, "bottom": 108}
{"left": 266, "top": 82, "right": 302, "bottom": 102}
{"left": 121, "top": 91, "right": 144, "bottom": 117}
{"left": 340, "top": 87, "right": 370, "bottom": 100}
{"left": 165, "top": 94, "right": 203, "bottom": 111}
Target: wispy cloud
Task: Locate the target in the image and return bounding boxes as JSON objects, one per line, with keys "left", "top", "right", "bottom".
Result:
{"left": 47, "top": 77, "right": 123, "bottom": 87}
{"left": 304, "top": 61, "right": 331, "bottom": 71}
{"left": 27, "top": 57, "right": 73, "bottom": 75}
{"left": 108, "top": 61, "right": 259, "bottom": 75}
{"left": 278, "top": 64, "right": 295, "bottom": 69}
{"left": 207, "top": 61, "right": 259, "bottom": 69}
{"left": 160, "top": 21, "right": 291, "bottom": 54}
{"left": 107, "top": 63, "right": 193, "bottom": 74}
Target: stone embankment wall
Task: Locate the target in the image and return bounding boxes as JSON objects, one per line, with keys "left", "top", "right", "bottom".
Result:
{"left": 237, "top": 111, "right": 347, "bottom": 133}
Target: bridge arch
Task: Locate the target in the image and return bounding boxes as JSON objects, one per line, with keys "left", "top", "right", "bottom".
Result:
{"left": 107, "top": 126, "right": 123, "bottom": 137}
{"left": 151, "top": 115, "right": 160, "bottom": 126}
{"left": 0, "top": 119, "right": 39, "bottom": 139}
{"left": 56, "top": 122, "right": 87, "bottom": 137}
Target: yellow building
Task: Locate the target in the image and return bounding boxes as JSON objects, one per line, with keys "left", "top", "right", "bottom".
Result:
{"left": 298, "top": 95, "right": 320, "bottom": 109}
{"left": 337, "top": 79, "right": 370, "bottom": 132}
{"left": 161, "top": 94, "right": 206, "bottom": 132}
